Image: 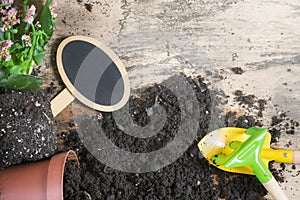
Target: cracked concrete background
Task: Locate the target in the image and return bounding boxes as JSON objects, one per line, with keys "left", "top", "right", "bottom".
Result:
{"left": 41, "top": 0, "right": 300, "bottom": 199}
{"left": 43, "top": 0, "right": 300, "bottom": 87}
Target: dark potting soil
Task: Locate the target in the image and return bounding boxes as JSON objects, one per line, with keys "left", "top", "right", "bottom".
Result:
{"left": 0, "top": 90, "right": 58, "bottom": 169}
{"left": 0, "top": 74, "right": 292, "bottom": 199}
{"left": 63, "top": 160, "right": 81, "bottom": 200}
{"left": 233, "top": 90, "right": 268, "bottom": 117}
{"left": 232, "top": 90, "right": 297, "bottom": 143}
{"left": 84, "top": 3, "right": 93, "bottom": 12}
{"left": 76, "top": 0, "right": 94, "bottom": 12}
{"left": 230, "top": 67, "right": 244, "bottom": 75}
{"left": 59, "top": 75, "right": 272, "bottom": 200}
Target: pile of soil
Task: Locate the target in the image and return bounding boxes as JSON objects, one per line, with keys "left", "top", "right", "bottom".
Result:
{"left": 0, "top": 90, "right": 58, "bottom": 169}
{"left": 59, "top": 75, "right": 270, "bottom": 200}
{"left": 1, "top": 74, "right": 296, "bottom": 199}
{"left": 64, "top": 160, "right": 81, "bottom": 200}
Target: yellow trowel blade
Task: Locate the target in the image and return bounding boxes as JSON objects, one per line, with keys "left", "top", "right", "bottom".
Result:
{"left": 198, "top": 127, "right": 293, "bottom": 175}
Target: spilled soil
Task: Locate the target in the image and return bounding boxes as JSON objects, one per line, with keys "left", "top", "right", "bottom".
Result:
{"left": 59, "top": 74, "right": 283, "bottom": 200}
{"left": 0, "top": 74, "right": 298, "bottom": 199}
{"left": 64, "top": 159, "right": 81, "bottom": 200}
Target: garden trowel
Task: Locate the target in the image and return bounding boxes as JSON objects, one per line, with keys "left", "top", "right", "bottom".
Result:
{"left": 198, "top": 127, "right": 300, "bottom": 200}
{"left": 198, "top": 127, "right": 300, "bottom": 175}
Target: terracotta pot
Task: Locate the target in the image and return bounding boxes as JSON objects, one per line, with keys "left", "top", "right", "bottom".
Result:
{"left": 0, "top": 150, "right": 79, "bottom": 200}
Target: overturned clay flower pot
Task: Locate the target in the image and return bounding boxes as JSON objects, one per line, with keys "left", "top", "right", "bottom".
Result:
{"left": 0, "top": 150, "right": 79, "bottom": 200}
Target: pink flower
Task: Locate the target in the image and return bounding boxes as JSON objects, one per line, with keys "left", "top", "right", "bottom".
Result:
{"left": 7, "top": 6, "right": 20, "bottom": 25}
{"left": 24, "top": 15, "right": 33, "bottom": 24}
{"left": 7, "top": 7, "right": 17, "bottom": 18}
{"left": 21, "top": 34, "right": 31, "bottom": 47}
{"left": 52, "top": 12, "right": 57, "bottom": 19}
{"left": 0, "top": 8, "right": 7, "bottom": 15}
{"left": 1, "top": 0, "right": 14, "bottom": 4}
{"left": 25, "top": 16, "right": 33, "bottom": 24}
{"left": 0, "top": 6, "right": 20, "bottom": 31}
{"left": 5, "top": 40, "right": 12, "bottom": 48}
{"left": 34, "top": 21, "right": 41, "bottom": 28}
{"left": 7, "top": 7, "right": 18, "bottom": 18}
{"left": 50, "top": 1, "right": 58, "bottom": 18}
{"left": 21, "top": 34, "right": 29, "bottom": 41}
{"left": 0, "top": 40, "right": 12, "bottom": 62}
{"left": 12, "top": 17, "right": 20, "bottom": 25}
{"left": 24, "top": 5, "right": 36, "bottom": 24}
{"left": 0, "top": 21, "right": 11, "bottom": 32}
{"left": 5, "top": 54, "right": 11, "bottom": 61}
{"left": 27, "top": 5, "right": 36, "bottom": 16}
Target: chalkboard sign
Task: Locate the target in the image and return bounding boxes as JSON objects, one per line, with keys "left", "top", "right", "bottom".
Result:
{"left": 52, "top": 36, "right": 130, "bottom": 116}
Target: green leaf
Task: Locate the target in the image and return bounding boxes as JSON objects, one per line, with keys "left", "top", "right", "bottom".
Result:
{"left": 0, "top": 22, "right": 3, "bottom": 40}
{"left": 0, "top": 69, "right": 6, "bottom": 80}
{"left": 0, "top": 4, "right": 10, "bottom": 7}
{"left": 10, "top": 29, "right": 18, "bottom": 34}
{"left": 9, "top": 65, "right": 24, "bottom": 74}
{"left": 15, "top": 22, "right": 27, "bottom": 39}
{"left": 8, "top": 58, "right": 33, "bottom": 75}
{"left": 39, "top": 0, "right": 54, "bottom": 38}
{"left": 0, "top": 74, "right": 42, "bottom": 90}
{"left": 33, "top": 48, "right": 46, "bottom": 65}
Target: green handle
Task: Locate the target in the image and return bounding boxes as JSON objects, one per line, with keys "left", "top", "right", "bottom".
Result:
{"left": 250, "top": 156, "right": 272, "bottom": 183}
{"left": 214, "top": 127, "right": 272, "bottom": 183}
{"left": 213, "top": 127, "right": 288, "bottom": 199}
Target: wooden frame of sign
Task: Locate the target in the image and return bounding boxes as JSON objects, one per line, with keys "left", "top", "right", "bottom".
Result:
{"left": 51, "top": 35, "right": 130, "bottom": 117}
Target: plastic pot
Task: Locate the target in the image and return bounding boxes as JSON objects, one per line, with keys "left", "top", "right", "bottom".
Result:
{"left": 0, "top": 150, "right": 79, "bottom": 200}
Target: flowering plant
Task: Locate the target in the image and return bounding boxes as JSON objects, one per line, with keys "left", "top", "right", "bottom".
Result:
{"left": 0, "top": 0, "right": 57, "bottom": 92}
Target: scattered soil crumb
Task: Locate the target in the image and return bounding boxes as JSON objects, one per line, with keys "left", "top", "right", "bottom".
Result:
{"left": 234, "top": 90, "right": 243, "bottom": 96}
{"left": 230, "top": 67, "right": 244, "bottom": 74}
{"left": 269, "top": 161, "right": 285, "bottom": 183}
{"left": 235, "top": 94, "right": 256, "bottom": 107}
{"left": 286, "top": 130, "right": 295, "bottom": 135}
{"left": 271, "top": 115, "right": 284, "bottom": 126}
{"left": 84, "top": 3, "right": 93, "bottom": 12}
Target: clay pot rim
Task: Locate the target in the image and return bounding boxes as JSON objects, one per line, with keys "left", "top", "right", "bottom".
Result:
{"left": 46, "top": 150, "right": 80, "bottom": 200}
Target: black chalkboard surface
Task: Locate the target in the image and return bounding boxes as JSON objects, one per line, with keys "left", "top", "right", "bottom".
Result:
{"left": 51, "top": 36, "right": 130, "bottom": 116}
